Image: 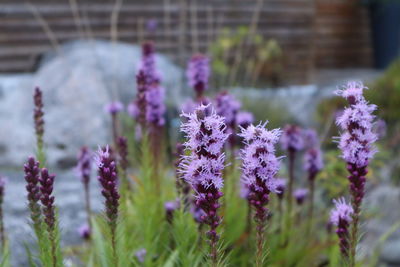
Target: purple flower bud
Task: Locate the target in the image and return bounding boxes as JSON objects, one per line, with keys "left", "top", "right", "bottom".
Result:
{"left": 280, "top": 125, "right": 304, "bottom": 152}
{"left": 78, "top": 223, "right": 91, "bottom": 240}
{"left": 39, "top": 168, "right": 56, "bottom": 231}
{"left": 116, "top": 137, "right": 129, "bottom": 171}
{"left": 330, "top": 197, "right": 353, "bottom": 257}
{"left": 104, "top": 101, "right": 123, "bottom": 115}
{"left": 304, "top": 147, "right": 324, "bottom": 180}
{"left": 186, "top": 54, "right": 210, "bottom": 98}
{"left": 215, "top": 91, "right": 241, "bottom": 127}
{"left": 275, "top": 178, "right": 287, "bottom": 200}
{"left": 236, "top": 111, "right": 254, "bottom": 129}
{"left": 76, "top": 146, "right": 91, "bottom": 184}
{"left": 135, "top": 248, "right": 147, "bottom": 263}
{"left": 139, "top": 41, "right": 160, "bottom": 86}
{"left": 293, "top": 188, "right": 308, "bottom": 205}
{"left": 24, "top": 157, "right": 42, "bottom": 227}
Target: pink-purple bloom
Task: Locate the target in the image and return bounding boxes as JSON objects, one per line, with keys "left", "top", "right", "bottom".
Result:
{"left": 236, "top": 111, "right": 254, "bottom": 129}
{"left": 104, "top": 101, "right": 123, "bottom": 115}
{"left": 330, "top": 197, "right": 353, "bottom": 257}
{"left": 280, "top": 125, "right": 304, "bottom": 152}
{"left": 293, "top": 188, "right": 308, "bottom": 205}
{"left": 179, "top": 104, "right": 228, "bottom": 263}
{"left": 187, "top": 54, "right": 210, "bottom": 98}
{"left": 78, "top": 223, "right": 91, "bottom": 240}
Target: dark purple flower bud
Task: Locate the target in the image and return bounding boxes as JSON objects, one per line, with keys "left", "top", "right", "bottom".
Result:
{"left": 280, "top": 125, "right": 304, "bottom": 152}
{"left": 39, "top": 168, "right": 56, "bottom": 231}
{"left": 117, "top": 137, "right": 129, "bottom": 172}
{"left": 104, "top": 101, "right": 123, "bottom": 115}
{"left": 24, "top": 157, "right": 42, "bottom": 227}
{"left": 95, "top": 146, "right": 120, "bottom": 228}
{"left": 293, "top": 188, "right": 308, "bottom": 205}
{"left": 33, "top": 87, "right": 45, "bottom": 149}
{"left": 78, "top": 223, "right": 91, "bottom": 240}
{"left": 186, "top": 54, "right": 210, "bottom": 99}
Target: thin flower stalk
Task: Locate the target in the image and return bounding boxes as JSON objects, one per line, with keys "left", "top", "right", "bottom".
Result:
{"left": 76, "top": 146, "right": 92, "bottom": 233}
{"left": 33, "top": 87, "right": 46, "bottom": 165}
{"left": 0, "top": 177, "right": 5, "bottom": 249}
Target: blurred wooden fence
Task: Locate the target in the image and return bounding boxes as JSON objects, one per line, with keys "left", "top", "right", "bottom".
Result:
{"left": 0, "top": 0, "right": 372, "bottom": 84}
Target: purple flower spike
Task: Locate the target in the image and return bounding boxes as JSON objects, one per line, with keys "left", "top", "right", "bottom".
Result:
{"left": 117, "top": 136, "right": 129, "bottom": 172}
{"left": 24, "top": 157, "right": 42, "bottom": 228}
{"left": 330, "top": 198, "right": 353, "bottom": 257}
{"left": 280, "top": 125, "right": 304, "bottom": 152}
{"left": 145, "top": 85, "right": 166, "bottom": 127}
{"left": 187, "top": 54, "right": 210, "bottom": 99}
{"left": 236, "top": 111, "right": 254, "bottom": 129}
{"left": 39, "top": 168, "right": 56, "bottom": 231}
{"left": 104, "top": 101, "right": 123, "bottom": 115}
{"left": 293, "top": 188, "right": 308, "bottom": 205}
{"left": 179, "top": 104, "right": 228, "bottom": 264}
{"left": 304, "top": 147, "right": 323, "bottom": 180}
{"left": 96, "top": 146, "right": 120, "bottom": 227}
{"left": 78, "top": 223, "right": 91, "bottom": 240}
{"left": 135, "top": 71, "right": 148, "bottom": 127}
{"left": 239, "top": 122, "right": 282, "bottom": 266}
{"left": 215, "top": 91, "right": 241, "bottom": 127}
{"left": 335, "top": 81, "right": 378, "bottom": 263}
{"left": 33, "top": 87, "right": 45, "bottom": 149}
{"left": 139, "top": 41, "right": 160, "bottom": 86}
{"left": 77, "top": 146, "right": 91, "bottom": 184}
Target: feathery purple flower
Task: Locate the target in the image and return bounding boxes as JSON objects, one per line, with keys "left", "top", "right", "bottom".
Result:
{"left": 187, "top": 54, "right": 210, "bottom": 99}
{"left": 179, "top": 104, "right": 228, "bottom": 264}
{"left": 335, "top": 81, "right": 377, "bottom": 264}
{"left": 330, "top": 198, "right": 353, "bottom": 257}
{"left": 239, "top": 122, "right": 282, "bottom": 266}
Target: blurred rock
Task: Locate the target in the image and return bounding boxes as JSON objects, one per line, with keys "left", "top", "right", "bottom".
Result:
{"left": 362, "top": 184, "right": 400, "bottom": 265}
{"left": 0, "top": 40, "right": 183, "bottom": 167}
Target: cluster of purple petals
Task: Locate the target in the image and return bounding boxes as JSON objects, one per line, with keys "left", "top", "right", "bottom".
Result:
{"left": 179, "top": 105, "right": 228, "bottom": 259}
{"left": 180, "top": 105, "right": 229, "bottom": 190}
{"left": 139, "top": 41, "right": 161, "bottom": 85}
{"left": 104, "top": 101, "right": 123, "bottom": 115}
{"left": 95, "top": 146, "right": 120, "bottom": 226}
{"left": 236, "top": 111, "right": 254, "bottom": 129}
{"left": 293, "top": 188, "right": 308, "bottom": 205}
{"left": 239, "top": 122, "right": 282, "bottom": 194}
{"left": 76, "top": 146, "right": 91, "bottom": 184}
{"left": 215, "top": 91, "right": 241, "bottom": 126}
{"left": 135, "top": 248, "right": 147, "bottom": 263}
{"left": 336, "top": 81, "right": 377, "bottom": 168}
{"left": 330, "top": 198, "right": 353, "bottom": 256}
{"left": 280, "top": 125, "right": 304, "bottom": 152}
{"left": 39, "top": 168, "right": 56, "bottom": 230}
{"left": 145, "top": 85, "right": 166, "bottom": 126}
{"left": 186, "top": 54, "right": 210, "bottom": 96}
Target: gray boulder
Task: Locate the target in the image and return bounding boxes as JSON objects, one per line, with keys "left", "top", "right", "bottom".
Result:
{"left": 0, "top": 40, "right": 183, "bottom": 168}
